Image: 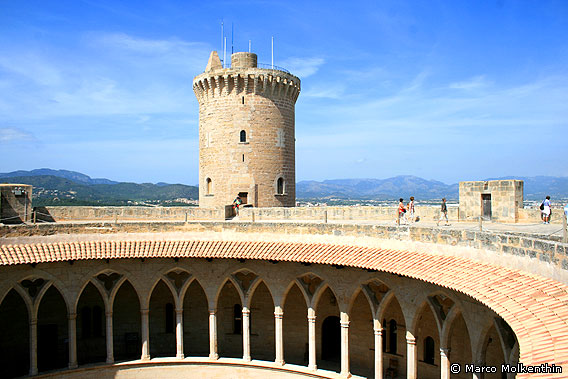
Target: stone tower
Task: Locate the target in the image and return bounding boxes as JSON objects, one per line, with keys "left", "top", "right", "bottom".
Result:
{"left": 193, "top": 51, "right": 300, "bottom": 208}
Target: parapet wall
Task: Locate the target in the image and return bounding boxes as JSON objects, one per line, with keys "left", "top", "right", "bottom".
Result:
{"left": 39, "top": 206, "right": 224, "bottom": 222}
{"left": 29, "top": 205, "right": 561, "bottom": 224}
{"left": 2, "top": 220, "right": 567, "bottom": 284}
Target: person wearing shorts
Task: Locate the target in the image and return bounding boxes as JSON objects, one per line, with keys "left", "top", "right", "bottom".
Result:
{"left": 398, "top": 198, "right": 407, "bottom": 225}
{"left": 541, "top": 196, "right": 551, "bottom": 224}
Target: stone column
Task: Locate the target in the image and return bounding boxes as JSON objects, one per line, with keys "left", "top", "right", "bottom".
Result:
{"left": 29, "top": 317, "right": 38, "bottom": 376}
{"left": 472, "top": 360, "right": 484, "bottom": 379}
{"left": 106, "top": 311, "right": 114, "bottom": 363}
{"left": 406, "top": 332, "right": 417, "bottom": 379}
{"left": 274, "top": 306, "right": 284, "bottom": 365}
{"left": 176, "top": 309, "right": 184, "bottom": 359}
{"left": 68, "top": 312, "right": 78, "bottom": 369}
{"left": 242, "top": 306, "right": 251, "bottom": 362}
{"left": 209, "top": 309, "right": 219, "bottom": 360}
{"left": 440, "top": 347, "right": 450, "bottom": 379}
{"left": 308, "top": 307, "right": 317, "bottom": 371}
{"left": 141, "top": 309, "right": 150, "bottom": 361}
{"left": 340, "top": 312, "right": 350, "bottom": 376}
{"left": 374, "top": 320, "right": 383, "bottom": 379}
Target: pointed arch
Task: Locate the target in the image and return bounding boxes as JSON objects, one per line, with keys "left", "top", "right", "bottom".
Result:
{"left": 216, "top": 279, "right": 243, "bottom": 358}
{"left": 215, "top": 276, "right": 244, "bottom": 310}
{"left": 283, "top": 281, "right": 309, "bottom": 366}
{"left": 37, "top": 284, "right": 68, "bottom": 372}
{"left": 183, "top": 278, "right": 209, "bottom": 357}
{"left": 446, "top": 311, "right": 472, "bottom": 374}
{"left": 149, "top": 279, "right": 176, "bottom": 357}
{"left": 74, "top": 278, "right": 109, "bottom": 316}
{"left": 412, "top": 301, "right": 441, "bottom": 379}
{"left": 250, "top": 281, "right": 275, "bottom": 361}
{"left": 314, "top": 286, "right": 340, "bottom": 372}
{"left": 0, "top": 288, "right": 30, "bottom": 377}
{"left": 76, "top": 282, "right": 106, "bottom": 365}
{"left": 349, "top": 287, "right": 374, "bottom": 378}
{"left": 112, "top": 279, "right": 141, "bottom": 361}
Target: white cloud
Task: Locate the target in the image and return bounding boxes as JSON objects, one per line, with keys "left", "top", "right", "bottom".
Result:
{"left": 0, "top": 32, "right": 211, "bottom": 120}
{"left": 281, "top": 57, "right": 325, "bottom": 78}
{"left": 449, "top": 75, "right": 491, "bottom": 90}
{"left": 0, "top": 127, "right": 34, "bottom": 142}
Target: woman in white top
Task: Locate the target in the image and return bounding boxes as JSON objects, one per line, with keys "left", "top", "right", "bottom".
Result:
{"left": 542, "top": 196, "right": 551, "bottom": 224}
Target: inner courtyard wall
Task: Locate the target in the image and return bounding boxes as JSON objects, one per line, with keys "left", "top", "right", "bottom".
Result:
{"left": 0, "top": 257, "right": 510, "bottom": 379}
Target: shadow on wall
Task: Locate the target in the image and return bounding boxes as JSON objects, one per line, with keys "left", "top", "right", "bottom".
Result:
{"left": 33, "top": 207, "right": 56, "bottom": 223}
{"left": 1, "top": 202, "right": 24, "bottom": 224}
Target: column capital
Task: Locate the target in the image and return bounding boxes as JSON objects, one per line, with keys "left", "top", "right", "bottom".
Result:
{"left": 140, "top": 308, "right": 149, "bottom": 316}
{"left": 374, "top": 328, "right": 383, "bottom": 335}
{"left": 106, "top": 311, "right": 113, "bottom": 317}
{"left": 440, "top": 347, "right": 451, "bottom": 357}
{"left": 68, "top": 312, "right": 77, "bottom": 320}
{"left": 209, "top": 309, "right": 216, "bottom": 316}
{"left": 308, "top": 315, "right": 316, "bottom": 322}
{"left": 340, "top": 320, "right": 350, "bottom": 328}
{"left": 30, "top": 318, "right": 38, "bottom": 325}
{"left": 242, "top": 308, "right": 251, "bottom": 316}
{"left": 274, "top": 310, "right": 284, "bottom": 318}
{"left": 406, "top": 336, "right": 417, "bottom": 345}
{"left": 176, "top": 309, "right": 183, "bottom": 315}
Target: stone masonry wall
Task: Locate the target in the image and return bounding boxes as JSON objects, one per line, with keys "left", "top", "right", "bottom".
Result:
{"left": 194, "top": 52, "right": 300, "bottom": 209}
{"left": 2, "top": 220, "right": 567, "bottom": 284}
{"left": 459, "top": 180, "right": 523, "bottom": 222}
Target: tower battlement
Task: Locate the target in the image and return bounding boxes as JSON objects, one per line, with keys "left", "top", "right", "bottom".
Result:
{"left": 194, "top": 51, "right": 301, "bottom": 209}
{"left": 193, "top": 52, "right": 300, "bottom": 104}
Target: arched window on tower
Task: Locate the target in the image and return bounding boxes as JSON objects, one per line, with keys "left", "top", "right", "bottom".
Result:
{"left": 240, "top": 130, "right": 247, "bottom": 142}
{"left": 388, "top": 319, "right": 397, "bottom": 354}
{"left": 276, "top": 177, "right": 285, "bottom": 195}
{"left": 424, "top": 336, "right": 435, "bottom": 364}
{"left": 205, "top": 178, "right": 212, "bottom": 195}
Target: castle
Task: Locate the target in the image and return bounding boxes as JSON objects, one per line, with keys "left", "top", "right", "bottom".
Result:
{"left": 0, "top": 51, "right": 566, "bottom": 379}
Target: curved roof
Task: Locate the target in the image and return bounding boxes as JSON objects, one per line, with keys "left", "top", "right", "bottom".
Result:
{"left": 1, "top": 239, "right": 567, "bottom": 376}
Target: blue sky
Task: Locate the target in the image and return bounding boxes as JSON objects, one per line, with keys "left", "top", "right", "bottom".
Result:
{"left": 1, "top": 0, "right": 567, "bottom": 185}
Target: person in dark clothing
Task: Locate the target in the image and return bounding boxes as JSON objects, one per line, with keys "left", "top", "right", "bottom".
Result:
{"left": 437, "top": 198, "right": 448, "bottom": 226}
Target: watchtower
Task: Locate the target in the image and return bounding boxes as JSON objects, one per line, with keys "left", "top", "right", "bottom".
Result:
{"left": 193, "top": 51, "right": 300, "bottom": 208}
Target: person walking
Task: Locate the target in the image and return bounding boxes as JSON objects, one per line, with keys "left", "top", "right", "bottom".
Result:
{"left": 541, "top": 196, "right": 552, "bottom": 224}
{"left": 408, "top": 196, "right": 416, "bottom": 223}
{"left": 398, "top": 198, "right": 407, "bottom": 225}
{"left": 437, "top": 198, "right": 449, "bottom": 226}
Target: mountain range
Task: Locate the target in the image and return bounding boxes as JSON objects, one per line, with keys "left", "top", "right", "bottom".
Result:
{"left": 0, "top": 169, "right": 566, "bottom": 204}
{"left": 297, "top": 176, "right": 568, "bottom": 200}
{"left": 0, "top": 169, "right": 198, "bottom": 206}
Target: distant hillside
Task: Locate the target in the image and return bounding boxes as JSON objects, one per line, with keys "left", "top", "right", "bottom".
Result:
{"left": 297, "top": 176, "right": 459, "bottom": 200}
{"left": 2, "top": 175, "right": 198, "bottom": 206}
{"left": 298, "top": 175, "right": 568, "bottom": 200}
{"left": 0, "top": 169, "right": 118, "bottom": 185}
{"left": 485, "top": 176, "right": 568, "bottom": 200}
{"left": 2, "top": 169, "right": 566, "bottom": 204}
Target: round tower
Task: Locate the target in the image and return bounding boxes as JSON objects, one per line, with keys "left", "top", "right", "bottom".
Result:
{"left": 193, "top": 51, "right": 300, "bottom": 208}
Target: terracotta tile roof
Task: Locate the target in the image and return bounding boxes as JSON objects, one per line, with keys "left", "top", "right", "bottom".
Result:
{"left": 1, "top": 239, "right": 567, "bottom": 377}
